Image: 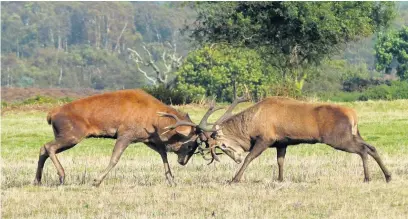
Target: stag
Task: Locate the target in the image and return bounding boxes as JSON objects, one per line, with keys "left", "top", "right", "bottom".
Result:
{"left": 34, "top": 89, "right": 203, "bottom": 186}
{"left": 166, "top": 96, "right": 392, "bottom": 183}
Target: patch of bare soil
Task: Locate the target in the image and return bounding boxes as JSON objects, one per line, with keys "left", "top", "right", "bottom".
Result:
{"left": 1, "top": 87, "right": 103, "bottom": 103}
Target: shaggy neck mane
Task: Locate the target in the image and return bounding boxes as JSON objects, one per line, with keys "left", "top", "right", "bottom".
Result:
{"left": 221, "top": 104, "right": 260, "bottom": 147}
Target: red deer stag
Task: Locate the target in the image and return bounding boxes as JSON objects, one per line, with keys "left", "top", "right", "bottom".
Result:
{"left": 34, "top": 89, "right": 202, "bottom": 186}
{"left": 166, "top": 96, "right": 392, "bottom": 183}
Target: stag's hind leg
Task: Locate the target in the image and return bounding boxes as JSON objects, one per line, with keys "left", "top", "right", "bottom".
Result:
{"left": 356, "top": 138, "right": 391, "bottom": 182}
{"left": 327, "top": 135, "right": 383, "bottom": 182}
{"left": 34, "top": 138, "right": 79, "bottom": 185}
{"left": 34, "top": 143, "right": 50, "bottom": 185}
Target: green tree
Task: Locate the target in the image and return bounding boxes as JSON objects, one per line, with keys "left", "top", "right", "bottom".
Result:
{"left": 186, "top": 2, "right": 396, "bottom": 93}
{"left": 375, "top": 26, "right": 408, "bottom": 80}
{"left": 176, "top": 44, "right": 276, "bottom": 102}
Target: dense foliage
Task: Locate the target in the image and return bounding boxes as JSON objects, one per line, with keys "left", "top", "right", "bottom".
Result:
{"left": 375, "top": 26, "right": 408, "bottom": 80}
{"left": 1, "top": 2, "right": 195, "bottom": 89}
{"left": 2, "top": 2, "right": 408, "bottom": 103}
{"left": 181, "top": 2, "right": 398, "bottom": 101}
{"left": 176, "top": 44, "right": 279, "bottom": 102}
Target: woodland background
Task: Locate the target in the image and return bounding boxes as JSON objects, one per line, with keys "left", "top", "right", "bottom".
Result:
{"left": 1, "top": 2, "right": 408, "bottom": 103}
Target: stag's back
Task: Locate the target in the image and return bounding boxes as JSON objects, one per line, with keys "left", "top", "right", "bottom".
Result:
{"left": 47, "top": 89, "right": 183, "bottom": 137}
{"left": 228, "top": 97, "right": 358, "bottom": 141}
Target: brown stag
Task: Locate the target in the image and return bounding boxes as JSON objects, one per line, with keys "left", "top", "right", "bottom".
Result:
{"left": 166, "top": 96, "right": 392, "bottom": 183}
{"left": 34, "top": 89, "right": 203, "bottom": 186}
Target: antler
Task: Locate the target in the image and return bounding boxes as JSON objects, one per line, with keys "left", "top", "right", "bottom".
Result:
{"left": 214, "top": 95, "right": 250, "bottom": 125}
{"left": 195, "top": 136, "right": 223, "bottom": 165}
{"left": 157, "top": 112, "right": 197, "bottom": 132}
{"left": 196, "top": 101, "right": 224, "bottom": 132}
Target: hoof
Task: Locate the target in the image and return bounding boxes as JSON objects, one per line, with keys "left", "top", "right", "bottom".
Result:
{"left": 386, "top": 175, "right": 392, "bottom": 183}
{"left": 33, "top": 180, "right": 42, "bottom": 186}
{"left": 363, "top": 178, "right": 371, "bottom": 183}
{"left": 92, "top": 179, "right": 102, "bottom": 187}
{"left": 59, "top": 176, "right": 65, "bottom": 185}
{"left": 228, "top": 179, "right": 240, "bottom": 185}
{"left": 167, "top": 180, "right": 177, "bottom": 187}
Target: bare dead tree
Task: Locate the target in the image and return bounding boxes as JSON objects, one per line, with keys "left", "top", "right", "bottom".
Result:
{"left": 127, "top": 32, "right": 183, "bottom": 88}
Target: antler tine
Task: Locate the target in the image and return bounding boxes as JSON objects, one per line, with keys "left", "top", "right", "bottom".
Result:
{"left": 195, "top": 146, "right": 213, "bottom": 161}
{"left": 157, "top": 112, "right": 197, "bottom": 130}
{"left": 215, "top": 95, "right": 250, "bottom": 125}
{"left": 206, "top": 146, "right": 222, "bottom": 165}
{"left": 196, "top": 101, "right": 224, "bottom": 132}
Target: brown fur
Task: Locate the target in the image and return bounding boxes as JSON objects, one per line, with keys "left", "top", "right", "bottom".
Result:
{"left": 211, "top": 97, "right": 391, "bottom": 183}
{"left": 34, "top": 89, "right": 196, "bottom": 186}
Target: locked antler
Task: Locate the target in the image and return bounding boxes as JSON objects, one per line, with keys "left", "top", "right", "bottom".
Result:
{"left": 157, "top": 112, "right": 197, "bottom": 130}
{"left": 214, "top": 95, "right": 251, "bottom": 125}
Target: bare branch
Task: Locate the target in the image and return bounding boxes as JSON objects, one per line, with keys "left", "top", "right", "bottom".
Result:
{"left": 114, "top": 22, "right": 128, "bottom": 52}
{"left": 128, "top": 48, "right": 157, "bottom": 85}
{"left": 127, "top": 31, "right": 184, "bottom": 87}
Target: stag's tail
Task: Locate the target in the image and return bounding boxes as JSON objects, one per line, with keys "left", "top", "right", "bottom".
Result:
{"left": 355, "top": 130, "right": 377, "bottom": 153}
{"left": 362, "top": 141, "right": 377, "bottom": 153}
{"left": 47, "top": 112, "right": 53, "bottom": 125}
{"left": 46, "top": 107, "right": 61, "bottom": 125}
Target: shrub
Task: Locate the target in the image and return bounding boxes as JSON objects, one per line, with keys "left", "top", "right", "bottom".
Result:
{"left": 342, "top": 77, "right": 391, "bottom": 92}
{"left": 21, "top": 95, "right": 74, "bottom": 105}
{"left": 143, "top": 85, "right": 201, "bottom": 105}
{"left": 323, "top": 80, "right": 408, "bottom": 102}
{"left": 358, "top": 81, "right": 408, "bottom": 101}
{"left": 320, "top": 92, "right": 361, "bottom": 102}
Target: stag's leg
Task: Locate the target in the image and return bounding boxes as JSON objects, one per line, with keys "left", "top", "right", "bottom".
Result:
{"left": 35, "top": 138, "right": 79, "bottom": 185}
{"left": 34, "top": 144, "right": 50, "bottom": 185}
{"left": 231, "top": 139, "right": 272, "bottom": 183}
{"left": 359, "top": 147, "right": 371, "bottom": 182}
{"left": 146, "top": 143, "right": 176, "bottom": 186}
{"left": 159, "top": 149, "right": 176, "bottom": 186}
{"left": 276, "top": 146, "right": 287, "bottom": 182}
{"left": 93, "top": 138, "right": 131, "bottom": 187}
{"left": 328, "top": 136, "right": 374, "bottom": 182}
{"left": 357, "top": 138, "right": 392, "bottom": 182}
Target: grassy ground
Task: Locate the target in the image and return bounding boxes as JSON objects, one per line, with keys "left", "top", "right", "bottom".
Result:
{"left": 2, "top": 100, "right": 408, "bottom": 218}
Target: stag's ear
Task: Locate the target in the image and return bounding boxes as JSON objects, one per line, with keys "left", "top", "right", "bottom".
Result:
{"left": 176, "top": 126, "right": 192, "bottom": 137}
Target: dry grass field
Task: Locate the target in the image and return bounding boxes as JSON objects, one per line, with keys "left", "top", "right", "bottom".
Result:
{"left": 2, "top": 100, "right": 408, "bottom": 218}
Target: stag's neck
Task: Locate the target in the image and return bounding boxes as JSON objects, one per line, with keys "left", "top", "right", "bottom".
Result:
{"left": 220, "top": 106, "right": 259, "bottom": 151}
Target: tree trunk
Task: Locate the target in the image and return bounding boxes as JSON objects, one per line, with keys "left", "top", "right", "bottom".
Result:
{"left": 58, "top": 67, "right": 63, "bottom": 86}
{"left": 233, "top": 78, "right": 237, "bottom": 100}
{"left": 50, "top": 28, "right": 55, "bottom": 46}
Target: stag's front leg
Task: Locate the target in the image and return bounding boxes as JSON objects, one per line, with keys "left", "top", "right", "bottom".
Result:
{"left": 93, "top": 138, "right": 130, "bottom": 187}
{"left": 276, "top": 146, "right": 287, "bottom": 182}
{"left": 231, "top": 138, "right": 272, "bottom": 183}
{"left": 147, "top": 143, "right": 176, "bottom": 186}
{"left": 158, "top": 149, "right": 177, "bottom": 186}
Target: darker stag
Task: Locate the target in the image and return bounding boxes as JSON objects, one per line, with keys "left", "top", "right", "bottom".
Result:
{"left": 34, "top": 89, "right": 202, "bottom": 186}
{"left": 169, "top": 97, "right": 392, "bottom": 183}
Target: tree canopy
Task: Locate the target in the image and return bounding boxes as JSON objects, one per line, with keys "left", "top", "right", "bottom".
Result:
{"left": 375, "top": 26, "right": 408, "bottom": 80}
{"left": 187, "top": 2, "right": 396, "bottom": 68}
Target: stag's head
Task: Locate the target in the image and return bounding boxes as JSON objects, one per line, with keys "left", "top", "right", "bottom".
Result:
{"left": 158, "top": 96, "right": 250, "bottom": 165}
